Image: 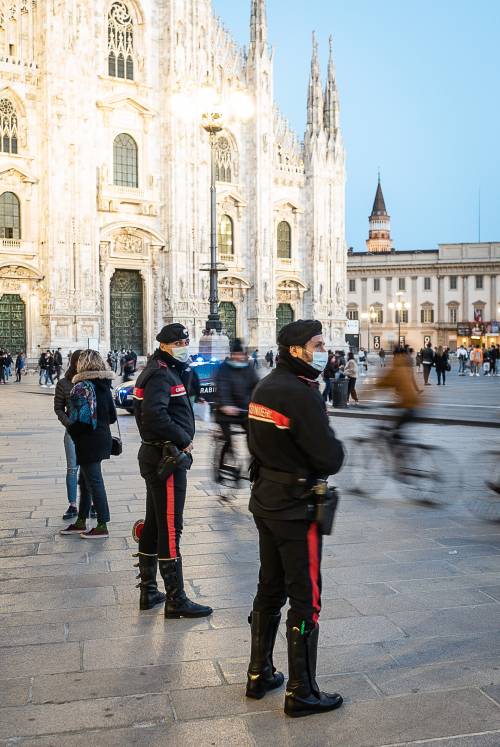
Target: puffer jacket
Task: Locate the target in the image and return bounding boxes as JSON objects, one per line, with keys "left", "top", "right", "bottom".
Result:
{"left": 54, "top": 376, "right": 73, "bottom": 428}
{"left": 343, "top": 359, "right": 358, "bottom": 379}
{"left": 67, "top": 370, "right": 116, "bottom": 464}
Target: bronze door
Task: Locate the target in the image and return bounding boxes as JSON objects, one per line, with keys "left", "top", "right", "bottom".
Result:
{"left": 110, "top": 270, "right": 144, "bottom": 354}
{"left": 0, "top": 293, "right": 26, "bottom": 352}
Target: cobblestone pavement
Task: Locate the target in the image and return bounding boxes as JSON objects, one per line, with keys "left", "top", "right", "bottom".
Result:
{"left": 1, "top": 378, "right": 500, "bottom": 746}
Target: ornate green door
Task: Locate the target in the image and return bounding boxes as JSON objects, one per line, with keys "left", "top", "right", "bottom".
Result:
{"left": 219, "top": 301, "right": 237, "bottom": 341}
{"left": 110, "top": 270, "right": 144, "bottom": 354}
{"left": 0, "top": 293, "right": 26, "bottom": 352}
{"left": 276, "top": 303, "right": 294, "bottom": 341}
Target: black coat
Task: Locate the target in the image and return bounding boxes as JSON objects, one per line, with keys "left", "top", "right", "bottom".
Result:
{"left": 248, "top": 353, "right": 344, "bottom": 520}
{"left": 133, "top": 350, "right": 195, "bottom": 450}
{"left": 422, "top": 347, "right": 435, "bottom": 365}
{"left": 54, "top": 376, "right": 73, "bottom": 428}
{"left": 68, "top": 372, "right": 116, "bottom": 465}
{"left": 214, "top": 360, "right": 259, "bottom": 412}
{"left": 434, "top": 352, "right": 449, "bottom": 372}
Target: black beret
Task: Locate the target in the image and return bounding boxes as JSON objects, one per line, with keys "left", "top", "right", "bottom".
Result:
{"left": 156, "top": 323, "right": 189, "bottom": 344}
{"left": 277, "top": 319, "right": 322, "bottom": 347}
{"left": 230, "top": 338, "right": 244, "bottom": 353}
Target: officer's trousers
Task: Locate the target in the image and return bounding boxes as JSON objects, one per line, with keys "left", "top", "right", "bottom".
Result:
{"left": 138, "top": 466, "right": 187, "bottom": 559}
{"left": 252, "top": 516, "right": 322, "bottom": 628}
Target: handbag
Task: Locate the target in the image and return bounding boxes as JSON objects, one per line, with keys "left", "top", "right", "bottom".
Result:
{"left": 445, "top": 363, "right": 451, "bottom": 372}
{"left": 111, "top": 405, "right": 122, "bottom": 456}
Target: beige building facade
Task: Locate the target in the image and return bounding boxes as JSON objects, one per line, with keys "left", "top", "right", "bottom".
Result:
{"left": 0, "top": 0, "right": 347, "bottom": 357}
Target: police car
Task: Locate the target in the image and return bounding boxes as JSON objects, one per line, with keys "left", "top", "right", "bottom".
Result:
{"left": 114, "top": 357, "right": 220, "bottom": 414}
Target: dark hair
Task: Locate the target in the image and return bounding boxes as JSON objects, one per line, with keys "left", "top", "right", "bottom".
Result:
{"left": 65, "top": 349, "right": 83, "bottom": 381}
{"left": 348, "top": 352, "right": 354, "bottom": 361}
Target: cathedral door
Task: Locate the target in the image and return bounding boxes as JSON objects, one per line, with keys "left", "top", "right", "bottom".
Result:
{"left": 0, "top": 294, "right": 26, "bottom": 352}
{"left": 276, "top": 303, "right": 294, "bottom": 340}
{"left": 219, "top": 301, "right": 237, "bottom": 341}
{"left": 110, "top": 270, "right": 144, "bottom": 354}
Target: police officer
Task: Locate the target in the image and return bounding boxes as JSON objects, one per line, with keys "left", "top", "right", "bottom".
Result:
{"left": 133, "top": 323, "right": 212, "bottom": 618}
{"left": 245, "top": 320, "right": 344, "bottom": 717}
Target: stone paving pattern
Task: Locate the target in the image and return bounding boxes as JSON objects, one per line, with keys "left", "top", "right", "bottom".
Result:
{"left": 1, "top": 376, "right": 500, "bottom": 746}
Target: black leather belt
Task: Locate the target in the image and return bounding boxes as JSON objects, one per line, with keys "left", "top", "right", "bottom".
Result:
{"left": 259, "top": 466, "right": 309, "bottom": 486}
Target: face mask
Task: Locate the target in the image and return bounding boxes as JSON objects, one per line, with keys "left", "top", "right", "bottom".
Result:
{"left": 228, "top": 360, "right": 248, "bottom": 368}
{"left": 310, "top": 351, "right": 328, "bottom": 372}
{"left": 170, "top": 347, "right": 190, "bottom": 363}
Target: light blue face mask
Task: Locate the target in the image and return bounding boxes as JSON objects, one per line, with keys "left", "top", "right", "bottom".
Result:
{"left": 310, "top": 351, "right": 328, "bottom": 372}
{"left": 228, "top": 360, "right": 249, "bottom": 368}
{"left": 171, "top": 347, "right": 190, "bottom": 363}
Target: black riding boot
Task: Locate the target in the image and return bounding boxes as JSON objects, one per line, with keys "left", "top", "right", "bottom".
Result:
{"left": 284, "top": 623, "right": 343, "bottom": 718}
{"left": 246, "top": 611, "right": 285, "bottom": 699}
{"left": 159, "top": 558, "right": 213, "bottom": 619}
{"left": 134, "top": 554, "right": 166, "bottom": 611}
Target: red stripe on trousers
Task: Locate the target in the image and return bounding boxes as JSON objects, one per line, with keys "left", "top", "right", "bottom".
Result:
{"left": 166, "top": 474, "right": 177, "bottom": 558}
{"left": 307, "top": 521, "right": 320, "bottom": 624}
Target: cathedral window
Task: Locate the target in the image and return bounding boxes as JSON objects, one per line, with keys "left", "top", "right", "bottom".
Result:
{"left": 0, "top": 99, "right": 18, "bottom": 154}
{"left": 0, "top": 192, "right": 21, "bottom": 239}
{"left": 113, "top": 133, "right": 138, "bottom": 187}
{"left": 277, "top": 221, "right": 291, "bottom": 259}
{"left": 108, "top": 2, "right": 134, "bottom": 81}
{"left": 215, "top": 137, "right": 232, "bottom": 183}
{"left": 218, "top": 215, "right": 234, "bottom": 256}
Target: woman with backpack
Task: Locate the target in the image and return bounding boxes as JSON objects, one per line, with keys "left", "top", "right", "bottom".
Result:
{"left": 60, "top": 350, "right": 116, "bottom": 539}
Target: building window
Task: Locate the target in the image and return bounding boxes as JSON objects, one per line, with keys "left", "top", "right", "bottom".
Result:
{"left": 449, "top": 306, "right": 458, "bottom": 324}
{"left": 449, "top": 276, "right": 457, "bottom": 290}
{"left": 375, "top": 308, "right": 383, "bottom": 324}
{"left": 424, "top": 277, "right": 431, "bottom": 291}
{"left": 113, "top": 133, "right": 138, "bottom": 187}
{"left": 421, "top": 307, "right": 434, "bottom": 324}
{"left": 346, "top": 309, "right": 358, "bottom": 321}
{"left": 215, "top": 136, "right": 232, "bottom": 182}
{"left": 398, "top": 309, "right": 409, "bottom": 323}
{"left": 398, "top": 277, "right": 406, "bottom": 291}
{"left": 277, "top": 221, "right": 291, "bottom": 259}
{"left": 276, "top": 303, "right": 294, "bottom": 339}
{"left": 0, "top": 99, "right": 18, "bottom": 154}
{"left": 475, "top": 275, "right": 483, "bottom": 290}
{"left": 218, "top": 215, "right": 234, "bottom": 255}
{"left": 108, "top": 2, "right": 134, "bottom": 80}
{"left": 348, "top": 279, "right": 356, "bottom": 293}
{"left": 373, "top": 278, "right": 380, "bottom": 292}
{"left": 0, "top": 192, "right": 21, "bottom": 239}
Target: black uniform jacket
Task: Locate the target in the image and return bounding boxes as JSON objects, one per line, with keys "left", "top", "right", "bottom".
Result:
{"left": 248, "top": 355, "right": 344, "bottom": 520}
{"left": 214, "top": 360, "right": 259, "bottom": 412}
{"left": 133, "top": 351, "right": 195, "bottom": 461}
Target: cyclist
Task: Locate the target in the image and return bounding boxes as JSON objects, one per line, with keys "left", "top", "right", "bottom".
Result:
{"left": 375, "top": 347, "right": 422, "bottom": 437}
{"left": 214, "top": 338, "right": 259, "bottom": 481}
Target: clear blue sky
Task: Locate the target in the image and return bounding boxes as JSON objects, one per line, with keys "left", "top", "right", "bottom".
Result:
{"left": 212, "top": 0, "right": 500, "bottom": 251}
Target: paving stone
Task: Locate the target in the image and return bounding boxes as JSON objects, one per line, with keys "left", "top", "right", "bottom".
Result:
{"left": 324, "top": 559, "right": 463, "bottom": 585}
{"left": 0, "top": 642, "right": 81, "bottom": 678}
{"left": 0, "top": 606, "right": 107, "bottom": 629}
{"left": 384, "top": 630, "right": 500, "bottom": 668}
{"left": 0, "top": 676, "right": 30, "bottom": 706}
{"left": 349, "top": 588, "right": 495, "bottom": 615}
{"left": 387, "top": 604, "right": 500, "bottom": 638}
{"left": 0, "top": 587, "right": 115, "bottom": 613}
{"left": 0, "top": 693, "right": 174, "bottom": 738}
{"left": 68, "top": 614, "right": 210, "bottom": 641}
{"left": 481, "top": 586, "right": 500, "bottom": 601}
{"left": 0, "top": 622, "right": 65, "bottom": 647}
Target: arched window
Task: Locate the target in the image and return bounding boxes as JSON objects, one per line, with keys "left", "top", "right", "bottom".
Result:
{"left": 277, "top": 221, "right": 291, "bottom": 259}
{"left": 276, "top": 303, "right": 294, "bottom": 340}
{"left": 215, "top": 136, "right": 232, "bottom": 182}
{"left": 0, "top": 192, "right": 21, "bottom": 239}
{"left": 113, "top": 133, "right": 138, "bottom": 187}
{"left": 108, "top": 2, "right": 134, "bottom": 80}
{"left": 0, "top": 99, "right": 18, "bottom": 154}
{"left": 218, "top": 215, "right": 234, "bottom": 255}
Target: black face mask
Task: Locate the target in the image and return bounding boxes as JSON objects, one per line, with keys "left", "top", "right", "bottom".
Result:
{"left": 277, "top": 348, "right": 321, "bottom": 380}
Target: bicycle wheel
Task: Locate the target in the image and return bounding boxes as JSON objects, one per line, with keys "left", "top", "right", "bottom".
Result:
{"left": 395, "top": 443, "right": 449, "bottom": 506}
{"left": 465, "top": 450, "right": 500, "bottom": 521}
{"left": 339, "top": 436, "right": 391, "bottom": 498}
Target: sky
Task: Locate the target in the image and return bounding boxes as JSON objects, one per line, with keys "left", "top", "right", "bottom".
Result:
{"left": 212, "top": 0, "right": 500, "bottom": 251}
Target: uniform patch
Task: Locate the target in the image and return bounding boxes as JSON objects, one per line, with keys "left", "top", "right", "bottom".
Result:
{"left": 132, "top": 387, "right": 145, "bottom": 400}
{"left": 249, "top": 402, "right": 290, "bottom": 430}
{"left": 170, "top": 384, "right": 187, "bottom": 397}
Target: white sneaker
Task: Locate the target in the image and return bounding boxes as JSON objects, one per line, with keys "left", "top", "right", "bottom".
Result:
{"left": 49, "top": 384, "right": 55, "bottom": 388}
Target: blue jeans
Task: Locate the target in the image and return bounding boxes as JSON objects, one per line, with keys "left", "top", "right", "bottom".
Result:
{"left": 78, "top": 461, "right": 110, "bottom": 524}
{"left": 64, "top": 431, "right": 78, "bottom": 504}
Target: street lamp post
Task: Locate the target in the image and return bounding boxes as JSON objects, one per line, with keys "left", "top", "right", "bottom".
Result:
{"left": 201, "top": 112, "right": 224, "bottom": 333}
{"left": 388, "top": 291, "right": 410, "bottom": 349}
{"left": 360, "top": 305, "right": 377, "bottom": 352}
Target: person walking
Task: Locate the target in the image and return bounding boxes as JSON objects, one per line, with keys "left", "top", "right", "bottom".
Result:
{"left": 60, "top": 350, "right": 116, "bottom": 538}
{"left": 321, "top": 352, "right": 336, "bottom": 403}
{"left": 14, "top": 352, "right": 25, "bottom": 382}
{"left": 245, "top": 319, "right": 345, "bottom": 717}
{"left": 133, "top": 323, "right": 212, "bottom": 617}
{"left": 3, "top": 351, "right": 12, "bottom": 380}
{"left": 434, "top": 346, "right": 449, "bottom": 386}
{"left": 54, "top": 348, "right": 63, "bottom": 381}
{"left": 251, "top": 349, "right": 259, "bottom": 369}
{"left": 421, "top": 342, "right": 434, "bottom": 385}
{"left": 358, "top": 347, "right": 367, "bottom": 375}
{"left": 54, "top": 350, "right": 83, "bottom": 521}
{"left": 470, "top": 344, "right": 483, "bottom": 377}
{"left": 490, "top": 344, "right": 498, "bottom": 376}
{"left": 457, "top": 344, "right": 468, "bottom": 375}
{"left": 378, "top": 348, "right": 386, "bottom": 367}
{"left": 0, "top": 350, "right": 7, "bottom": 384}
{"left": 344, "top": 352, "right": 359, "bottom": 404}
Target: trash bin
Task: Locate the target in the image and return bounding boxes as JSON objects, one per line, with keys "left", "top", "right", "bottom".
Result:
{"left": 331, "top": 378, "right": 349, "bottom": 408}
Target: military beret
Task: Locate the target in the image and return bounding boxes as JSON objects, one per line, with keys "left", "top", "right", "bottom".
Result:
{"left": 156, "top": 323, "right": 189, "bottom": 344}
{"left": 277, "top": 319, "right": 322, "bottom": 347}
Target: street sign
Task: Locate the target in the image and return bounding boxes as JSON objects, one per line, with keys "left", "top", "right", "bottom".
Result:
{"left": 423, "top": 335, "right": 431, "bottom": 346}
{"left": 399, "top": 335, "right": 406, "bottom": 346}
{"left": 345, "top": 319, "right": 359, "bottom": 334}
{"left": 373, "top": 335, "right": 381, "bottom": 350}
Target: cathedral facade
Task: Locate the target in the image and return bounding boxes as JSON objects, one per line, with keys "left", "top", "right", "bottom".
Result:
{"left": 0, "top": 0, "right": 346, "bottom": 356}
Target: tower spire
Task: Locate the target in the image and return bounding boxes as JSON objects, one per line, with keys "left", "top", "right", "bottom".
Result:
{"left": 250, "top": 0, "right": 267, "bottom": 48}
{"left": 366, "top": 175, "right": 392, "bottom": 253}
{"left": 324, "top": 34, "right": 339, "bottom": 137}
{"left": 307, "top": 31, "right": 324, "bottom": 134}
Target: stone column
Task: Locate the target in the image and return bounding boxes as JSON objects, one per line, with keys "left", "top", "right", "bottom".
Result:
{"left": 490, "top": 274, "right": 497, "bottom": 320}
{"left": 411, "top": 276, "right": 418, "bottom": 323}
{"left": 462, "top": 275, "right": 469, "bottom": 321}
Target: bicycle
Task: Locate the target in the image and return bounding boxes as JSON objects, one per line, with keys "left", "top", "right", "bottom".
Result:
{"left": 464, "top": 449, "right": 500, "bottom": 521}
{"left": 212, "top": 410, "right": 250, "bottom": 499}
{"left": 337, "top": 423, "right": 459, "bottom": 507}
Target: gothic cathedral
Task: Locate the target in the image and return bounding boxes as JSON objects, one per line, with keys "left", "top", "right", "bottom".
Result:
{"left": 0, "top": 0, "right": 346, "bottom": 355}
